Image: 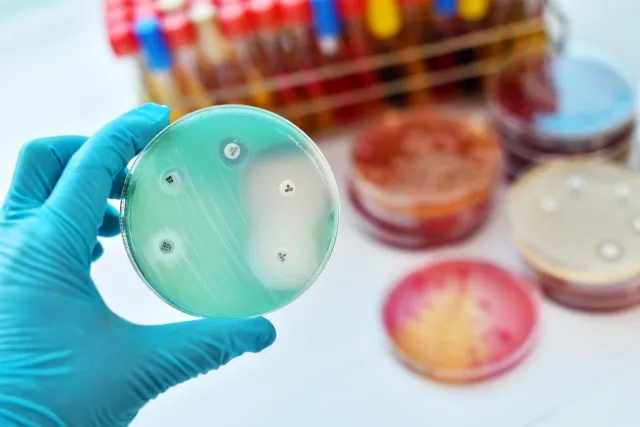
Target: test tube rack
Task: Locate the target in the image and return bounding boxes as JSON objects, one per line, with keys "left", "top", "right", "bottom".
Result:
{"left": 107, "top": 0, "right": 567, "bottom": 134}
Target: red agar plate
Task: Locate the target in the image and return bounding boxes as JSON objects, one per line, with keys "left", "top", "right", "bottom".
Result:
{"left": 382, "top": 260, "right": 539, "bottom": 383}
{"left": 350, "top": 109, "right": 501, "bottom": 249}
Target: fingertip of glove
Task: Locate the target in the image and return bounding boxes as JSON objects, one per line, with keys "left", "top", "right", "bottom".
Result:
{"left": 137, "top": 103, "right": 171, "bottom": 123}
{"left": 250, "top": 317, "right": 277, "bottom": 351}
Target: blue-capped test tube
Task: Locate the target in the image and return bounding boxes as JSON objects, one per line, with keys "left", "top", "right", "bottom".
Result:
{"left": 434, "top": 0, "right": 458, "bottom": 17}
{"left": 429, "top": 0, "right": 460, "bottom": 99}
{"left": 135, "top": 17, "right": 186, "bottom": 119}
{"left": 310, "top": 0, "right": 358, "bottom": 123}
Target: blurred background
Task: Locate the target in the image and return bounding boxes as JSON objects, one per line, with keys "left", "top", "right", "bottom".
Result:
{"left": 2, "top": 0, "right": 640, "bottom": 426}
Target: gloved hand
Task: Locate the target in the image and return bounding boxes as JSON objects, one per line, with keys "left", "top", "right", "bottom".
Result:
{"left": 0, "top": 104, "right": 276, "bottom": 426}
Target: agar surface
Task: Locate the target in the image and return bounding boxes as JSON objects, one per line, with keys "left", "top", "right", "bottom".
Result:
{"left": 121, "top": 106, "right": 339, "bottom": 317}
{"left": 383, "top": 261, "right": 538, "bottom": 382}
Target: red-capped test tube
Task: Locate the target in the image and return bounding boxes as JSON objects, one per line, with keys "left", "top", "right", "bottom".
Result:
{"left": 216, "top": 1, "right": 273, "bottom": 110}
{"left": 248, "top": 0, "right": 307, "bottom": 127}
{"left": 279, "top": 0, "right": 334, "bottom": 130}
{"left": 338, "top": 0, "right": 385, "bottom": 112}
{"left": 189, "top": 1, "right": 248, "bottom": 103}
{"left": 161, "top": 8, "right": 213, "bottom": 109}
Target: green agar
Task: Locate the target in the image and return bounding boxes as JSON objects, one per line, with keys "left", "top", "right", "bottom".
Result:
{"left": 120, "top": 105, "right": 340, "bottom": 317}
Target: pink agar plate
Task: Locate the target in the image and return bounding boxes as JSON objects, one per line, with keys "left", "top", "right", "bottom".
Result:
{"left": 382, "top": 260, "right": 539, "bottom": 383}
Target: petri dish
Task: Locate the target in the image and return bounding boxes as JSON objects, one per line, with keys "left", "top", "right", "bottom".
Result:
{"left": 508, "top": 160, "right": 640, "bottom": 311}
{"left": 488, "top": 50, "right": 636, "bottom": 180}
{"left": 349, "top": 109, "right": 501, "bottom": 249}
{"left": 120, "top": 105, "right": 340, "bottom": 317}
{"left": 382, "top": 260, "right": 539, "bottom": 383}
{"left": 501, "top": 126, "right": 633, "bottom": 181}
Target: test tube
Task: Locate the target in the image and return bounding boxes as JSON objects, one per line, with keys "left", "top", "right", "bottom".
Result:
{"left": 189, "top": 1, "right": 248, "bottom": 104}
{"left": 310, "top": 0, "right": 358, "bottom": 123}
{"left": 364, "top": 0, "right": 406, "bottom": 106}
{"left": 247, "top": 0, "right": 308, "bottom": 128}
{"left": 349, "top": 108, "right": 501, "bottom": 249}
{"left": 134, "top": 17, "right": 187, "bottom": 120}
{"left": 513, "top": 0, "right": 547, "bottom": 52}
{"left": 397, "top": 0, "right": 430, "bottom": 104}
{"left": 161, "top": 9, "right": 214, "bottom": 110}
{"left": 279, "top": 0, "right": 335, "bottom": 130}
{"left": 429, "top": 0, "right": 460, "bottom": 99}
{"left": 508, "top": 161, "right": 640, "bottom": 311}
{"left": 458, "top": 0, "right": 491, "bottom": 93}
{"left": 158, "top": 0, "right": 186, "bottom": 16}
{"left": 216, "top": 2, "right": 274, "bottom": 110}
{"left": 338, "top": 0, "right": 381, "bottom": 94}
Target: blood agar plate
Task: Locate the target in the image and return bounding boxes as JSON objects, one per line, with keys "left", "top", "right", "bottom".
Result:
{"left": 121, "top": 105, "right": 339, "bottom": 317}
{"left": 508, "top": 160, "right": 640, "bottom": 310}
{"left": 350, "top": 109, "right": 501, "bottom": 249}
{"left": 488, "top": 51, "right": 636, "bottom": 179}
{"left": 382, "top": 260, "right": 539, "bottom": 383}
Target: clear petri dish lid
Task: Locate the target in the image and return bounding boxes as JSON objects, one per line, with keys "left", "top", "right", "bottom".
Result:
{"left": 507, "top": 160, "right": 640, "bottom": 286}
{"left": 488, "top": 50, "right": 636, "bottom": 148}
{"left": 351, "top": 109, "right": 501, "bottom": 213}
{"left": 382, "top": 259, "right": 539, "bottom": 383}
{"left": 120, "top": 105, "right": 340, "bottom": 317}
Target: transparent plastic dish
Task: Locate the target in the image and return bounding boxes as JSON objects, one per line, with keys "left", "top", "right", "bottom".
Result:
{"left": 120, "top": 105, "right": 340, "bottom": 317}
{"left": 488, "top": 50, "right": 636, "bottom": 151}
{"left": 382, "top": 259, "right": 539, "bottom": 383}
{"left": 508, "top": 160, "right": 640, "bottom": 311}
{"left": 349, "top": 109, "right": 501, "bottom": 249}
{"left": 501, "top": 127, "right": 633, "bottom": 181}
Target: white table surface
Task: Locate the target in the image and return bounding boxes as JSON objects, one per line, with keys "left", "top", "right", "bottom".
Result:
{"left": 2, "top": 1, "right": 640, "bottom": 426}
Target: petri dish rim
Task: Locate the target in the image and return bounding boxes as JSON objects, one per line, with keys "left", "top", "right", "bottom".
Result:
{"left": 119, "top": 104, "right": 341, "bottom": 318}
{"left": 506, "top": 160, "right": 640, "bottom": 287}
{"left": 381, "top": 258, "right": 541, "bottom": 383}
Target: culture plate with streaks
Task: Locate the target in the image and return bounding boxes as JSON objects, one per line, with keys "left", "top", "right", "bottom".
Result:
{"left": 382, "top": 260, "right": 539, "bottom": 383}
{"left": 121, "top": 105, "right": 340, "bottom": 317}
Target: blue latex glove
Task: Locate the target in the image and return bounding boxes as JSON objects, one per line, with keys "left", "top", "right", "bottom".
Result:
{"left": 0, "top": 104, "right": 276, "bottom": 426}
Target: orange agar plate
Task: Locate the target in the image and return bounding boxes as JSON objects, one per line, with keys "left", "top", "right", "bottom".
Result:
{"left": 382, "top": 260, "right": 539, "bottom": 383}
{"left": 350, "top": 109, "right": 501, "bottom": 248}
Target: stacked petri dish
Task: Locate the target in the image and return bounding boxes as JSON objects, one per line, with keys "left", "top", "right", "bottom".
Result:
{"left": 382, "top": 259, "right": 539, "bottom": 383}
{"left": 508, "top": 160, "right": 640, "bottom": 311}
{"left": 349, "top": 109, "right": 502, "bottom": 249}
{"left": 488, "top": 50, "right": 637, "bottom": 180}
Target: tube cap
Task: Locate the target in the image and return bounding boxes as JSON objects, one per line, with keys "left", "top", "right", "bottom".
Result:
{"left": 217, "top": 2, "right": 251, "bottom": 39}
{"left": 280, "top": 0, "right": 312, "bottom": 26}
{"left": 108, "top": 20, "right": 139, "bottom": 56}
{"left": 433, "top": 0, "right": 457, "bottom": 16}
{"left": 338, "top": 0, "right": 364, "bottom": 19}
{"left": 161, "top": 12, "right": 196, "bottom": 49}
{"left": 158, "top": 0, "right": 187, "bottom": 13}
{"left": 310, "top": 0, "right": 341, "bottom": 37}
{"left": 135, "top": 17, "right": 173, "bottom": 71}
{"left": 248, "top": 0, "right": 281, "bottom": 31}
{"left": 366, "top": 0, "right": 401, "bottom": 39}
